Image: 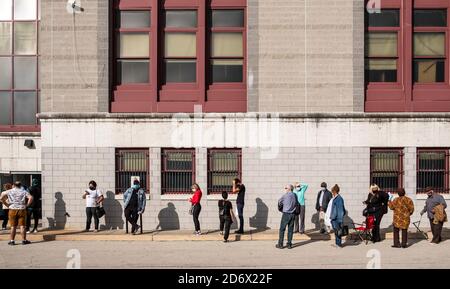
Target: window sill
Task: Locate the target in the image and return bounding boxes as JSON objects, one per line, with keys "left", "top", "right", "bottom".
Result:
{"left": 416, "top": 194, "right": 450, "bottom": 200}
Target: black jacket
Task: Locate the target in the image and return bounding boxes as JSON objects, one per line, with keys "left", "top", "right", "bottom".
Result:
{"left": 364, "top": 191, "right": 389, "bottom": 215}
{"left": 315, "top": 189, "right": 332, "bottom": 211}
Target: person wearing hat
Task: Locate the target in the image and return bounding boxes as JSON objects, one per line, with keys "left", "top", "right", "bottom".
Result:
{"left": 364, "top": 184, "right": 389, "bottom": 243}
{"left": 420, "top": 187, "right": 447, "bottom": 244}
{"left": 315, "top": 182, "right": 332, "bottom": 234}
{"left": 123, "top": 179, "right": 147, "bottom": 234}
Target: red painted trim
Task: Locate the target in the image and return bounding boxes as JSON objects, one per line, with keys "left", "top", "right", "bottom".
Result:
{"left": 365, "top": 0, "right": 450, "bottom": 112}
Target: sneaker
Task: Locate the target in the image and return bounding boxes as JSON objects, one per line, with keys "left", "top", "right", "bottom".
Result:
{"left": 196, "top": 231, "right": 202, "bottom": 236}
{"left": 26, "top": 230, "right": 31, "bottom": 234}
{"left": 223, "top": 240, "right": 228, "bottom": 243}
{"left": 275, "top": 244, "right": 283, "bottom": 249}
{"left": 1, "top": 227, "right": 6, "bottom": 231}
{"left": 8, "top": 240, "right": 15, "bottom": 246}
{"left": 93, "top": 229, "right": 99, "bottom": 233}
{"left": 134, "top": 225, "right": 141, "bottom": 233}
{"left": 219, "top": 231, "right": 224, "bottom": 235}
{"left": 31, "top": 229, "right": 38, "bottom": 234}
{"left": 22, "top": 240, "right": 31, "bottom": 245}
{"left": 234, "top": 230, "right": 244, "bottom": 234}
{"left": 287, "top": 244, "right": 293, "bottom": 249}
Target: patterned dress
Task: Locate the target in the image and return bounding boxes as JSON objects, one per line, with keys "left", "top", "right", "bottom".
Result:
{"left": 388, "top": 196, "right": 414, "bottom": 229}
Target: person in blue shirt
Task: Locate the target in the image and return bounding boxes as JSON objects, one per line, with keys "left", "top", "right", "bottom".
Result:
{"left": 276, "top": 184, "right": 297, "bottom": 249}
{"left": 330, "top": 184, "right": 346, "bottom": 248}
{"left": 293, "top": 182, "right": 308, "bottom": 234}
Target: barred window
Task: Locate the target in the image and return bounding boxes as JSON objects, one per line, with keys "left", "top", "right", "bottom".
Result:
{"left": 115, "top": 149, "right": 149, "bottom": 194}
{"left": 417, "top": 149, "right": 449, "bottom": 194}
{"left": 161, "top": 149, "right": 195, "bottom": 194}
{"left": 370, "top": 149, "right": 403, "bottom": 193}
{"left": 207, "top": 149, "right": 241, "bottom": 194}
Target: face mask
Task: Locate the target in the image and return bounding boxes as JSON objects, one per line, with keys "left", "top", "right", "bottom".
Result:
{"left": 89, "top": 186, "right": 95, "bottom": 190}
{"left": 132, "top": 184, "right": 140, "bottom": 190}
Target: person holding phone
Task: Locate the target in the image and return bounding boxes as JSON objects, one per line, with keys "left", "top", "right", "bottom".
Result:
{"left": 82, "top": 180, "right": 104, "bottom": 232}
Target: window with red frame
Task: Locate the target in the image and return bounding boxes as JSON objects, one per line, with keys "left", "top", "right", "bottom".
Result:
{"left": 115, "top": 149, "right": 149, "bottom": 194}
{"left": 207, "top": 148, "right": 242, "bottom": 194}
{"left": 161, "top": 148, "right": 195, "bottom": 194}
{"left": 365, "top": 0, "right": 450, "bottom": 112}
{"left": 417, "top": 149, "right": 449, "bottom": 194}
{"left": 0, "top": 0, "right": 40, "bottom": 131}
{"left": 370, "top": 149, "right": 404, "bottom": 193}
{"left": 111, "top": 0, "right": 247, "bottom": 113}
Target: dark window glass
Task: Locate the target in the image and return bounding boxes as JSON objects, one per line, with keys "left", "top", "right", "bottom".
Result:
{"left": 212, "top": 60, "right": 243, "bottom": 82}
{"left": 367, "top": 9, "right": 400, "bottom": 27}
{"left": 115, "top": 150, "right": 149, "bottom": 194}
{"left": 413, "top": 59, "right": 445, "bottom": 83}
{"left": 117, "top": 60, "right": 149, "bottom": 84}
{"left": 365, "top": 59, "right": 397, "bottom": 82}
{"left": 13, "top": 91, "right": 36, "bottom": 125}
{"left": 164, "top": 60, "right": 196, "bottom": 83}
{"left": 0, "top": 92, "right": 11, "bottom": 125}
{"left": 414, "top": 9, "right": 447, "bottom": 27}
{"left": 165, "top": 10, "right": 197, "bottom": 28}
{"left": 211, "top": 10, "right": 244, "bottom": 27}
{"left": 117, "top": 11, "right": 150, "bottom": 28}
{"left": 417, "top": 151, "right": 446, "bottom": 193}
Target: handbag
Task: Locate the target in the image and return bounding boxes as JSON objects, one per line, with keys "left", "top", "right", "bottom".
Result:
{"left": 189, "top": 205, "right": 194, "bottom": 215}
{"left": 96, "top": 206, "right": 106, "bottom": 218}
{"left": 337, "top": 223, "right": 349, "bottom": 237}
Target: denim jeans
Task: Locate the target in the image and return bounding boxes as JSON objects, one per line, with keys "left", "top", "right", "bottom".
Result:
{"left": 331, "top": 220, "right": 343, "bottom": 246}
{"left": 192, "top": 203, "right": 201, "bottom": 232}
{"left": 85, "top": 207, "right": 99, "bottom": 230}
{"left": 237, "top": 203, "right": 244, "bottom": 232}
{"left": 278, "top": 212, "right": 295, "bottom": 247}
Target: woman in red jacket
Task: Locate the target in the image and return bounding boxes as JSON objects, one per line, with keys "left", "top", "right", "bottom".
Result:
{"left": 189, "top": 183, "right": 202, "bottom": 235}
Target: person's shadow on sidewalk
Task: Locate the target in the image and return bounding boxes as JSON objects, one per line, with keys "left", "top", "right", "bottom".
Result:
{"left": 156, "top": 202, "right": 180, "bottom": 231}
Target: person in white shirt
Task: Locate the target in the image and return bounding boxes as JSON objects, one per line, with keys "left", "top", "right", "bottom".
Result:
{"left": 82, "top": 180, "right": 104, "bottom": 232}
{"left": 0, "top": 181, "right": 33, "bottom": 245}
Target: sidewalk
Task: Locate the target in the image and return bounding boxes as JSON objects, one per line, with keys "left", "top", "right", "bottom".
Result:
{"left": 0, "top": 228, "right": 444, "bottom": 242}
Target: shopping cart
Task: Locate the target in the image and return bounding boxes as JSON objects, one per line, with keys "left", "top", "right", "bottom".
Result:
{"left": 412, "top": 215, "right": 429, "bottom": 240}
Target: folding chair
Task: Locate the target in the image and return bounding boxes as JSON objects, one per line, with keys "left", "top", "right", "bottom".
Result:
{"left": 125, "top": 214, "right": 143, "bottom": 234}
{"left": 351, "top": 215, "right": 375, "bottom": 244}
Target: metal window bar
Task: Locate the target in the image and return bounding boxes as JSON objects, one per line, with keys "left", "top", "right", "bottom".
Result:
{"left": 161, "top": 149, "right": 195, "bottom": 194}
{"left": 115, "top": 149, "right": 149, "bottom": 194}
{"left": 370, "top": 150, "right": 403, "bottom": 193}
{"left": 207, "top": 149, "right": 241, "bottom": 194}
{"left": 417, "top": 150, "right": 449, "bottom": 194}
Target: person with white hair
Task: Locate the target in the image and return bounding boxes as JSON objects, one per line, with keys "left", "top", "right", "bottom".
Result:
{"left": 276, "top": 184, "right": 297, "bottom": 249}
{"left": 363, "top": 184, "right": 389, "bottom": 243}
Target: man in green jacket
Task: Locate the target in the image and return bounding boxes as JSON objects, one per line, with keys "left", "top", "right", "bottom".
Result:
{"left": 293, "top": 182, "right": 308, "bottom": 234}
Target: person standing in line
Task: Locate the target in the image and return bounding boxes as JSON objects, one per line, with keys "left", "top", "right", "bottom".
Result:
{"left": 276, "top": 184, "right": 297, "bottom": 249}
{"left": 26, "top": 178, "right": 41, "bottom": 233}
{"left": 218, "top": 191, "right": 235, "bottom": 242}
{"left": 123, "top": 179, "right": 146, "bottom": 234}
{"left": 1, "top": 183, "right": 13, "bottom": 230}
{"left": 420, "top": 187, "right": 447, "bottom": 244}
{"left": 82, "top": 180, "right": 104, "bottom": 233}
{"left": 330, "top": 184, "right": 346, "bottom": 248}
{"left": 233, "top": 178, "right": 246, "bottom": 234}
{"left": 315, "top": 182, "right": 332, "bottom": 234}
{"left": 388, "top": 188, "right": 414, "bottom": 248}
{"left": 0, "top": 181, "right": 33, "bottom": 245}
{"left": 364, "top": 184, "right": 389, "bottom": 243}
{"left": 293, "top": 182, "right": 308, "bottom": 234}
{"left": 189, "top": 183, "right": 203, "bottom": 235}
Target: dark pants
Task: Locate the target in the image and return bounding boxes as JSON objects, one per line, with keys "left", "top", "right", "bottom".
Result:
{"left": 393, "top": 226, "right": 408, "bottom": 247}
{"left": 192, "top": 203, "right": 201, "bottom": 232}
{"left": 372, "top": 213, "right": 384, "bottom": 242}
{"left": 26, "top": 208, "right": 40, "bottom": 231}
{"left": 294, "top": 205, "right": 306, "bottom": 233}
{"left": 124, "top": 206, "right": 139, "bottom": 231}
{"left": 237, "top": 203, "right": 244, "bottom": 232}
{"left": 430, "top": 219, "right": 444, "bottom": 244}
{"left": 219, "top": 215, "right": 232, "bottom": 241}
{"left": 278, "top": 212, "right": 295, "bottom": 247}
{"left": 331, "top": 220, "right": 343, "bottom": 246}
{"left": 2, "top": 209, "right": 9, "bottom": 229}
{"left": 85, "top": 207, "right": 99, "bottom": 230}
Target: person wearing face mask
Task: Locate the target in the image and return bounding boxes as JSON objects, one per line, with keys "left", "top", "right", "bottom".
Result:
{"left": 82, "top": 180, "right": 104, "bottom": 232}
{"left": 123, "top": 179, "right": 147, "bottom": 234}
{"left": 420, "top": 187, "right": 447, "bottom": 244}
{"left": 189, "top": 183, "right": 202, "bottom": 235}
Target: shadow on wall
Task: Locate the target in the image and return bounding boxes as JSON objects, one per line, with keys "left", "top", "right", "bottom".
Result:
{"left": 249, "top": 198, "right": 270, "bottom": 232}
{"left": 156, "top": 202, "right": 180, "bottom": 231}
{"left": 47, "top": 192, "right": 68, "bottom": 230}
{"left": 101, "top": 191, "right": 124, "bottom": 230}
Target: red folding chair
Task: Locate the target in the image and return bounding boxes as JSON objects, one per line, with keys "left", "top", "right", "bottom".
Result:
{"left": 352, "top": 215, "right": 375, "bottom": 244}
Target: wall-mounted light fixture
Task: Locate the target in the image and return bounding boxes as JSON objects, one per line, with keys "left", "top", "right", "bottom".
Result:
{"left": 24, "top": 139, "right": 35, "bottom": 149}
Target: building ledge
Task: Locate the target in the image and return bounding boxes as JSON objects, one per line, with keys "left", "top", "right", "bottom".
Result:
{"left": 37, "top": 112, "right": 450, "bottom": 121}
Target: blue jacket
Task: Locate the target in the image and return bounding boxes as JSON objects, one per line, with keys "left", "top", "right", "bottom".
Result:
{"left": 330, "top": 195, "right": 346, "bottom": 223}
{"left": 123, "top": 188, "right": 147, "bottom": 213}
